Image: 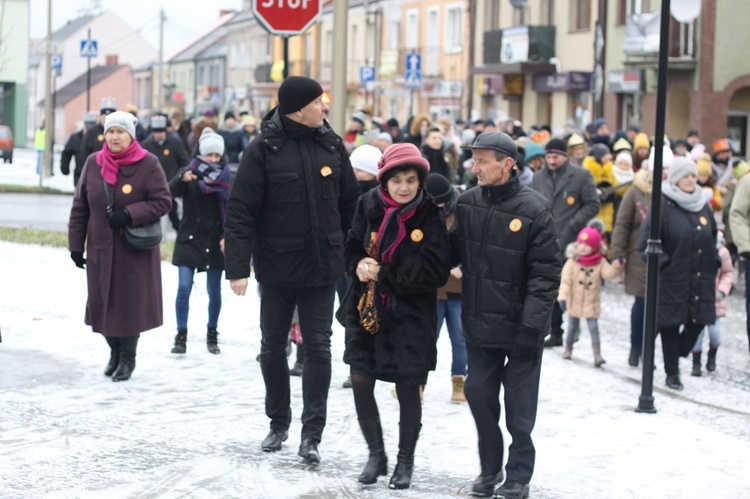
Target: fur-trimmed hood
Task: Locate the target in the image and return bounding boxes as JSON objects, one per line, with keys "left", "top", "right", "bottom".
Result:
{"left": 632, "top": 168, "right": 653, "bottom": 196}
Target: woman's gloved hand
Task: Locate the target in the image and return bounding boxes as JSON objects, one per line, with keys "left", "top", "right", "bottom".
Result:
{"left": 70, "top": 251, "right": 86, "bottom": 269}
{"left": 108, "top": 209, "right": 131, "bottom": 229}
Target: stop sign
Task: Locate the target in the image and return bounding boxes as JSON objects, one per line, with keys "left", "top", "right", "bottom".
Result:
{"left": 253, "top": 0, "right": 323, "bottom": 36}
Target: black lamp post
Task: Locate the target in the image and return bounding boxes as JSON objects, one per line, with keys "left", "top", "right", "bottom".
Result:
{"left": 636, "top": 0, "right": 672, "bottom": 414}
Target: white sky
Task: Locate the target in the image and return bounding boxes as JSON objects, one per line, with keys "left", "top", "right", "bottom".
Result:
{"left": 29, "top": 0, "right": 242, "bottom": 55}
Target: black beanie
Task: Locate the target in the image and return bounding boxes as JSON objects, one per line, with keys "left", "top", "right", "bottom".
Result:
{"left": 425, "top": 173, "right": 453, "bottom": 204}
{"left": 278, "top": 76, "right": 324, "bottom": 115}
{"left": 387, "top": 118, "right": 400, "bottom": 128}
{"left": 545, "top": 138, "right": 568, "bottom": 156}
{"left": 589, "top": 143, "right": 611, "bottom": 164}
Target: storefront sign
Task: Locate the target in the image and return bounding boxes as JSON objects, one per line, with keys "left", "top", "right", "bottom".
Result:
{"left": 608, "top": 69, "right": 643, "bottom": 93}
{"left": 532, "top": 72, "right": 592, "bottom": 92}
{"left": 500, "top": 26, "right": 529, "bottom": 64}
{"left": 477, "top": 76, "right": 504, "bottom": 96}
{"left": 422, "top": 81, "right": 463, "bottom": 98}
{"left": 503, "top": 74, "right": 524, "bottom": 97}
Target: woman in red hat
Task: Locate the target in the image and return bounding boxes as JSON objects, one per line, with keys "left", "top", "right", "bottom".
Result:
{"left": 341, "top": 142, "right": 451, "bottom": 489}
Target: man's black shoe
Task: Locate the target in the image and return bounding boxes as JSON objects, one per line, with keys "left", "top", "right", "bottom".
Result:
{"left": 298, "top": 437, "right": 321, "bottom": 463}
{"left": 261, "top": 429, "right": 288, "bottom": 452}
{"left": 543, "top": 335, "right": 562, "bottom": 347}
{"left": 470, "top": 471, "right": 504, "bottom": 497}
{"left": 493, "top": 480, "right": 530, "bottom": 499}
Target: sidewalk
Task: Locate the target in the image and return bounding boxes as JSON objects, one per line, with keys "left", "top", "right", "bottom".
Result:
{"left": 0, "top": 148, "right": 76, "bottom": 193}
{"left": 1, "top": 241, "right": 749, "bottom": 498}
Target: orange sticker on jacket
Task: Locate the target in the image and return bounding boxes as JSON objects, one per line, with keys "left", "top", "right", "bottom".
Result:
{"left": 566, "top": 196, "right": 575, "bottom": 205}
{"left": 163, "top": 148, "right": 170, "bottom": 156}
{"left": 410, "top": 229, "right": 424, "bottom": 242}
{"left": 321, "top": 166, "right": 332, "bottom": 177}
{"left": 699, "top": 216, "right": 708, "bottom": 226}
{"left": 97, "top": 134, "right": 104, "bottom": 142}
{"left": 122, "top": 184, "right": 133, "bottom": 194}
{"left": 509, "top": 219, "right": 522, "bottom": 232}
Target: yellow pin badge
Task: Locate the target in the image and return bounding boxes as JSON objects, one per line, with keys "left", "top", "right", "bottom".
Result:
{"left": 699, "top": 216, "right": 708, "bottom": 226}
{"left": 97, "top": 134, "right": 104, "bottom": 142}
{"left": 122, "top": 184, "right": 133, "bottom": 194}
{"left": 509, "top": 219, "right": 522, "bottom": 232}
{"left": 321, "top": 166, "right": 332, "bottom": 177}
{"left": 410, "top": 229, "right": 424, "bottom": 242}
{"left": 566, "top": 196, "right": 575, "bottom": 205}
{"left": 163, "top": 149, "right": 170, "bottom": 156}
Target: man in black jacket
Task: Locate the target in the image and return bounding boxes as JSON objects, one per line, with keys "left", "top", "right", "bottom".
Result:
{"left": 61, "top": 113, "right": 97, "bottom": 187}
{"left": 143, "top": 115, "right": 191, "bottom": 230}
{"left": 452, "top": 132, "right": 561, "bottom": 499}
{"left": 224, "top": 76, "right": 360, "bottom": 464}
{"left": 81, "top": 98, "right": 117, "bottom": 159}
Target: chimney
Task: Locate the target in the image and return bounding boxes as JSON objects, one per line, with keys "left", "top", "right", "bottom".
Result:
{"left": 106, "top": 55, "right": 119, "bottom": 66}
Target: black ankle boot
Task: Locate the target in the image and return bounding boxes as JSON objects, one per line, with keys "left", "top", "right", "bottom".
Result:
{"left": 207, "top": 328, "right": 220, "bottom": 354}
{"left": 628, "top": 348, "right": 641, "bottom": 367}
{"left": 706, "top": 348, "right": 717, "bottom": 372}
{"left": 691, "top": 352, "right": 702, "bottom": 377}
{"left": 104, "top": 337, "right": 120, "bottom": 376}
{"left": 358, "top": 417, "right": 388, "bottom": 484}
{"left": 171, "top": 330, "right": 187, "bottom": 354}
{"left": 388, "top": 424, "right": 421, "bottom": 490}
{"left": 112, "top": 335, "right": 139, "bottom": 382}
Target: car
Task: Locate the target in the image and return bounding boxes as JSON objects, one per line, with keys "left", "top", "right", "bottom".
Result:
{"left": 0, "top": 125, "right": 13, "bottom": 163}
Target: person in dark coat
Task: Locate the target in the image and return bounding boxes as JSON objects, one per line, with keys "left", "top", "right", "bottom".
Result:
{"left": 342, "top": 143, "right": 451, "bottom": 489}
{"left": 453, "top": 132, "right": 560, "bottom": 499}
{"left": 217, "top": 112, "right": 243, "bottom": 163}
{"left": 530, "top": 138, "right": 600, "bottom": 347}
{"left": 61, "top": 114, "right": 96, "bottom": 187}
{"left": 143, "top": 115, "right": 190, "bottom": 230}
{"left": 224, "top": 76, "right": 360, "bottom": 464}
{"left": 421, "top": 126, "right": 452, "bottom": 181}
{"left": 639, "top": 157, "right": 719, "bottom": 391}
{"left": 170, "top": 109, "right": 193, "bottom": 158}
{"left": 169, "top": 128, "right": 230, "bottom": 356}
{"left": 81, "top": 98, "right": 117, "bottom": 160}
{"left": 68, "top": 111, "right": 172, "bottom": 382}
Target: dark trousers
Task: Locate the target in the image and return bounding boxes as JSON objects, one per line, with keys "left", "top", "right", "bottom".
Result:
{"left": 631, "top": 296, "right": 645, "bottom": 351}
{"left": 659, "top": 323, "right": 704, "bottom": 375}
{"left": 745, "top": 261, "right": 750, "bottom": 351}
{"left": 259, "top": 283, "right": 335, "bottom": 442}
{"left": 464, "top": 342, "right": 543, "bottom": 484}
{"left": 550, "top": 301, "right": 564, "bottom": 337}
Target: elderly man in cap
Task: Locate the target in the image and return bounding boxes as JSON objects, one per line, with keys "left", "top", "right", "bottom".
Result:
{"left": 224, "top": 76, "right": 360, "bottom": 463}
{"left": 81, "top": 98, "right": 117, "bottom": 159}
{"left": 530, "top": 138, "right": 600, "bottom": 347}
{"left": 451, "top": 131, "right": 561, "bottom": 498}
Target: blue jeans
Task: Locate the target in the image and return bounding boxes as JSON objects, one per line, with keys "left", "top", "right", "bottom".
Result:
{"left": 437, "top": 298, "right": 467, "bottom": 376}
{"left": 692, "top": 320, "right": 720, "bottom": 352}
{"left": 175, "top": 266, "right": 223, "bottom": 330}
{"left": 36, "top": 150, "right": 43, "bottom": 174}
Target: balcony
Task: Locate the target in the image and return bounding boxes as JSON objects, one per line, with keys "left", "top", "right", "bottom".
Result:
{"left": 623, "top": 13, "right": 697, "bottom": 70}
{"left": 483, "top": 26, "right": 555, "bottom": 67}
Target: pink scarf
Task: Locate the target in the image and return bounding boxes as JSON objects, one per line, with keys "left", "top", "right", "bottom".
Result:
{"left": 96, "top": 140, "right": 149, "bottom": 185}
{"left": 577, "top": 253, "right": 603, "bottom": 267}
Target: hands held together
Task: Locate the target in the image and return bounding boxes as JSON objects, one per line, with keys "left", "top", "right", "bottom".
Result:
{"left": 357, "top": 257, "right": 381, "bottom": 282}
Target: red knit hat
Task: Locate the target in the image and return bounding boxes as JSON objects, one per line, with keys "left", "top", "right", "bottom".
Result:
{"left": 577, "top": 227, "right": 602, "bottom": 252}
{"left": 377, "top": 143, "right": 430, "bottom": 181}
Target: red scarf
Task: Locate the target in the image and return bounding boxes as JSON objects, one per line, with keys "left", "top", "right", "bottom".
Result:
{"left": 96, "top": 140, "right": 149, "bottom": 185}
{"left": 577, "top": 253, "right": 603, "bottom": 267}
{"left": 376, "top": 188, "right": 421, "bottom": 264}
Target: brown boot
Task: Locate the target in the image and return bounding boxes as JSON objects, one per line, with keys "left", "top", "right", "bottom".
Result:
{"left": 450, "top": 375, "right": 466, "bottom": 403}
{"left": 562, "top": 342, "right": 573, "bottom": 360}
{"left": 592, "top": 342, "right": 606, "bottom": 367}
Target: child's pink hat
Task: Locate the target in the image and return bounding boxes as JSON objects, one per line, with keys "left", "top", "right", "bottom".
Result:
{"left": 577, "top": 227, "right": 602, "bottom": 252}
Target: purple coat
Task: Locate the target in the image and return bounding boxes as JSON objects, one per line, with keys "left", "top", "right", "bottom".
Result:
{"left": 69, "top": 152, "right": 172, "bottom": 337}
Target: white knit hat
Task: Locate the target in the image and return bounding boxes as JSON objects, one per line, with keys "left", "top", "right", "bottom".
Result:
{"left": 199, "top": 127, "right": 225, "bottom": 157}
{"left": 667, "top": 157, "right": 698, "bottom": 186}
{"left": 349, "top": 144, "right": 382, "bottom": 176}
{"left": 104, "top": 111, "right": 137, "bottom": 138}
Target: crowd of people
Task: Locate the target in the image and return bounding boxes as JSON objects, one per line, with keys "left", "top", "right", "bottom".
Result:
{"left": 64, "top": 78, "right": 750, "bottom": 499}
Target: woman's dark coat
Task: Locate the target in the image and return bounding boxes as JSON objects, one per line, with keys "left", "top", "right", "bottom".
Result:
{"left": 169, "top": 162, "right": 226, "bottom": 271}
{"left": 639, "top": 195, "right": 719, "bottom": 328}
{"left": 69, "top": 153, "right": 172, "bottom": 337}
{"left": 342, "top": 187, "right": 451, "bottom": 384}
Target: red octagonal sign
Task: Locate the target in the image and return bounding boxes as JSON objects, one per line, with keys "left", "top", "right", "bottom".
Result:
{"left": 253, "top": 0, "right": 323, "bottom": 37}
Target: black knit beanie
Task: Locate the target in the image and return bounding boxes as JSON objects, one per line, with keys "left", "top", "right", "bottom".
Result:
{"left": 278, "top": 76, "right": 324, "bottom": 115}
{"left": 425, "top": 173, "right": 454, "bottom": 204}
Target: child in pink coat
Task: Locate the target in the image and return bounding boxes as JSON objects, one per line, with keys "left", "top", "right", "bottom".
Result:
{"left": 691, "top": 232, "right": 734, "bottom": 376}
{"left": 558, "top": 226, "right": 622, "bottom": 366}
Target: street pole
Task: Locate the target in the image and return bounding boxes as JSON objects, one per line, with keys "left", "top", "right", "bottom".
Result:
{"left": 636, "top": 0, "right": 671, "bottom": 415}
{"left": 157, "top": 9, "right": 165, "bottom": 113}
{"left": 41, "top": 0, "right": 52, "bottom": 184}
{"left": 465, "top": 0, "right": 475, "bottom": 120}
{"left": 330, "top": 0, "right": 348, "bottom": 135}
{"left": 282, "top": 36, "right": 289, "bottom": 79}
{"left": 50, "top": 72, "right": 57, "bottom": 174}
{"left": 86, "top": 29, "right": 91, "bottom": 112}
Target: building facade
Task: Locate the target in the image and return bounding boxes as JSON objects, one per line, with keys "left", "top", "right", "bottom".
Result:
{"left": 0, "top": 0, "right": 29, "bottom": 146}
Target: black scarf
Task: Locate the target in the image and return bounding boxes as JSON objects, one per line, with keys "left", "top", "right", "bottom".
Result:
{"left": 281, "top": 115, "right": 317, "bottom": 138}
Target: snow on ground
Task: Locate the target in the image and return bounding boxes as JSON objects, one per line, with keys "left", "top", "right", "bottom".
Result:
{"left": 1, "top": 241, "right": 750, "bottom": 498}
{"left": 0, "top": 148, "right": 76, "bottom": 193}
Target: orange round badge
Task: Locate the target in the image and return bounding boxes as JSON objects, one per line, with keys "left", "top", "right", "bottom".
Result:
{"left": 509, "top": 219, "right": 522, "bottom": 232}
{"left": 122, "top": 184, "right": 133, "bottom": 194}
{"left": 321, "top": 166, "right": 332, "bottom": 177}
{"left": 163, "top": 149, "right": 170, "bottom": 156}
{"left": 699, "top": 216, "right": 708, "bottom": 226}
{"left": 97, "top": 134, "right": 104, "bottom": 142}
{"left": 410, "top": 229, "right": 424, "bottom": 242}
{"left": 566, "top": 196, "right": 575, "bottom": 205}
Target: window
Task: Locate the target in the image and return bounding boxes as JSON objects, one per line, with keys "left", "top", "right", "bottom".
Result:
{"left": 541, "top": 0, "right": 554, "bottom": 26}
{"left": 573, "top": 0, "right": 590, "bottom": 31}
{"left": 628, "top": 0, "right": 649, "bottom": 15}
{"left": 387, "top": 19, "right": 401, "bottom": 50}
{"left": 445, "top": 4, "right": 463, "bottom": 53}
{"left": 485, "top": 0, "right": 500, "bottom": 31}
{"left": 405, "top": 9, "right": 419, "bottom": 50}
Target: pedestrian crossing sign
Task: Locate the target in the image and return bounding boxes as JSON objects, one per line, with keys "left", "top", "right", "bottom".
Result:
{"left": 405, "top": 71, "right": 422, "bottom": 89}
{"left": 80, "top": 40, "right": 98, "bottom": 58}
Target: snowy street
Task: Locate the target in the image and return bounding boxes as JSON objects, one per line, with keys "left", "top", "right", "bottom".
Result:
{"left": 1, "top": 241, "right": 750, "bottom": 498}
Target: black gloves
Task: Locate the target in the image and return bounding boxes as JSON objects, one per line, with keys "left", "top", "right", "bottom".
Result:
{"left": 108, "top": 209, "right": 131, "bottom": 229}
{"left": 511, "top": 329, "right": 542, "bottom": 364}
{"left": 741, "top": 252, "right": 750, "bottom": 261}
{"left": 70, "top": 251, "right": 86, "bottom": 269}
{"left": 559, "top": 300, "right": 567, "bottom": 313}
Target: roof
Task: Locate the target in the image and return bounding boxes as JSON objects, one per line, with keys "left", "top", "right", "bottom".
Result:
{"left": 226, "top": 9, "right": 257, "bottom": 26}
{"left": 195, "top": 41, "right": 227, "bottom": 61}
{"left": 41, "top": 64, "right": 128, "bottom": 108}
{"left": 167, "top": 12, "right": 237, "bottom": 62}
{"left": 30, "top": 15, "right": 97, "bottom": 67}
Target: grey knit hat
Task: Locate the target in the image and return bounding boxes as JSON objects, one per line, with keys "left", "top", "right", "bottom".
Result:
{"left": 104, "top": 111, "right": 137, "bottom": 138}
{"left": 667, "top": 157, "right": 698, "bottom": 186}
{"left": 199, "top": 127, "right": 225, "bottom": 157}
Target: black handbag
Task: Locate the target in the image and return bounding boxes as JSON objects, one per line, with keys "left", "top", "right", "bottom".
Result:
{"left": 102, "top": 178, "right": 162, "bottom": 251}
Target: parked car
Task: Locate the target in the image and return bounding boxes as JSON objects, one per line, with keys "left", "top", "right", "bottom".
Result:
{"left": 0, "top": 125, "right": 13, "bottom": 163}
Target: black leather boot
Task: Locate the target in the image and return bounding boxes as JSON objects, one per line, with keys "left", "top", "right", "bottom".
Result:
{"left": 112, "top": 335, "right": 139, "bottom": 382}
{"left": 388, "top": 424, "right": 421, "bottom": 489}
{"left": 171, "top": 330, "right": 187, "bottom": 354}
{"left": 104, "top": 336, "right": 120, "bottom": 376}
{"left": 207, "top": 328, "right": 220, "bottom": 354}
{"left": 691, "top": 352, "right": 702, "bottom": 377}
{"left": 628, "top": 348, "right": 641, "bottom": 367}
{"left": 358, "top": 417, "right": 388, "bottom": 484}
{"left": 706, "top": 348, "right": 718, "bottom": 372}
